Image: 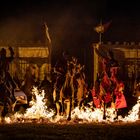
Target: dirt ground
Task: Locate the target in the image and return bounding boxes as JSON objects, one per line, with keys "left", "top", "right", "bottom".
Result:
{"left": 0, "top": 121, "right": 140, "bottom": 140}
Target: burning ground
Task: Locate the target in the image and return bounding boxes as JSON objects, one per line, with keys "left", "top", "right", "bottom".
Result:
{"left": 0, "top": 87, "right": 140, "bottom": 139}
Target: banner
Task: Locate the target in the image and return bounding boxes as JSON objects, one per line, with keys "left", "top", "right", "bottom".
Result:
{"left": 94, "top": 21, "right": 112, "bottom": 33}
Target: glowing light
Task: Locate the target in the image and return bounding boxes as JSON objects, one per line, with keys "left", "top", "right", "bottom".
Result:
{"left": 24, "top": 87, "right": 54, "bottom": 119}
{"left": 119, "top": 97, "right": 140, "bottom": 122}
{"left": 0, "top": 87, "right": 140, "bottom": 124}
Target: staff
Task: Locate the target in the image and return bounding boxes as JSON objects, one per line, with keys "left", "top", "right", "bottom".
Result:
{"left": 44, "top": 23, "right": 52, "bottom": 72}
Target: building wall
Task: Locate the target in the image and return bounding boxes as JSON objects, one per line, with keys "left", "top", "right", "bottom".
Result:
{"left": 92, "top": 42, "right": 140, "bottom": 92}
{"left": 0, "top": 41, "right": 50, "bottom": 81}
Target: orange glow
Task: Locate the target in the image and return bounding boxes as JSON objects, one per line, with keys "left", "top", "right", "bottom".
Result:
{"left": 1, "top": 87, "right": 140, "bottom": 124}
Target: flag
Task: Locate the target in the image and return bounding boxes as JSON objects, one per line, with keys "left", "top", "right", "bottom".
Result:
{"left": 44, "top": 23, "right": 51, "bottom": 44}
{"left": 115, "top": 82, "right": 127, "bottom": 109}
{"left": 115, "top": 93, "right": 127, "bottom": 109}
{"left": 94, "top": 21, "right": 112, "bottom": 33}
{"left": 94, "top": 24, "right": 104, "bottom": 33}
{"left": 91, "top": 88, "right": 101, "bottom": 108}
{"left": 93, "top": 97, "right": 101, "bottom": 108}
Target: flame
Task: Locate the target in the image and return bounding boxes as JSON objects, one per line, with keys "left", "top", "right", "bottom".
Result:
{"left": 71, "top": 104, "right": 117, "bottom": 123}
{"left": 24, "top": 87, "right": 54, "bottom": 119}
{"left": 71, "top": 106, "right": 104, "bottom": 122}
{"left": 118, "top": 97, "right": 140, "bottom": 122}
{"left": 0, "top": 87, "right": 140, "bottom": 124}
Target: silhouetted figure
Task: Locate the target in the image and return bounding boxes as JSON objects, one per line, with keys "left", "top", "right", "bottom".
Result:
{"left": 40, "top": 75, "right": 53, "bottom": 108}
{"left": 0, "top": 47, "right": 14, "bottom": 72}
{"left": 53, "top": 51, "right": 70, "bottom": 115}
{"left": 0, "top": 47, "right": 16, "bottom": 98}
{"left": 21, "top": 64, "right": 37, "bottom": 106}
{"left": 0, "top": 47, "right": 16, "bottom": 117}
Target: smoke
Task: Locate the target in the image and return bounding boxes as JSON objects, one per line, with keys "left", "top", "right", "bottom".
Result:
{"left": 0, "top": 1, "right": 98, "bottom": 47}
{"left": 0, "top": 14, "right": 43, "bottom": 41}
{"left": 0, "top": 2, "right": 98, "bottom": 77}
{"left": 0, "top": 1, "right": 108, "bottom": 85}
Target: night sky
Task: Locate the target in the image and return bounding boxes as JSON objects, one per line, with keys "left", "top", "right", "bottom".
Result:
{"left": 0, "top": 1, "right": 139, "bottom": 47}
{"left": 0, "top": 0, "right": 139, "bottom": 83}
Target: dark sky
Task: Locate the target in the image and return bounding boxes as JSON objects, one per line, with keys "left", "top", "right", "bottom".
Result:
{"left": 0, "top": 1, "right": 139, "bottom": 39}
{"left": 0, "top": 0, "right": 139, "bottom": 43}
{"left": 0, "top": 0, "right": 140, "bottom": 76}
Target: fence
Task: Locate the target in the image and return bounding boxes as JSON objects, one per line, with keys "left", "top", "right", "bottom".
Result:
{"left": 0, "top": 42, "right": 50, "bottom": 81}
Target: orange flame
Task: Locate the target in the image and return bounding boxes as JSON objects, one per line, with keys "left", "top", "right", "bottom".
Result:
{"left": 1, "top": 88, "right": 140, "bottom": 124}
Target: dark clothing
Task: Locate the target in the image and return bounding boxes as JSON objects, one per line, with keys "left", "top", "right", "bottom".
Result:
{"left": 107, "top": 58, "right": 119, "bottom": 68}
{"left": 0, "top": 48, "right": 16, "bottom": 102}
{"left": 0, "top": 57, "right": 13, "bottom": 72}
{"left": 53, "top": 54, "right": 70, "bottom": 103}
{"left": 54, "top": 54, "right": 70, "bottom": 89}
{"left": 40, "top": 78, "right": 53, "bottom": 108}
{"left": 40, "top": 79, "right": 51, "bottom": 89}
{"left": 0, "top": 47, "right": 14, "bottom": 73}
{"left": 22, "top": 70, "right": 36, "bottom": 96}
{"left": 54, "top": 59, "right": 67, "bottom": 76}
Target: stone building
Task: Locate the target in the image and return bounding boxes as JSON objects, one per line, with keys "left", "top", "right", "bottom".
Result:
{"left": 0, "top": 40, "right": 51, "bottom": 82}
{"left": 92, "top": 42, "right": 140, "bottom": 93}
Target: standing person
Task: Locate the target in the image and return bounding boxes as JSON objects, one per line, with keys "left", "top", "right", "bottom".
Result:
{"left": 0, "top": 47, "right": 14, "bottom": 72}
{"left": 21, "top": 64, "right": 37, "bottom": 106}
{"left": 0, "top": 47, "right": 16, "bottom": 116}
{"left": 53, "top": 51, "right": 70, "bottom": 116}
{"left": 40, "top": 75, "right": 53, "bottom": 108}
{"left": 0, "top": 47, "right": 16, "bottom": 99}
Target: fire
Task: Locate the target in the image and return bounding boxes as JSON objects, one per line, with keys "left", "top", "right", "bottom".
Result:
{"left": 118, "top": 97, "right": 140, "bottom": 122}
{"left": 24, "top": 87, "right": 54, "bottom": 119}
{"left": 0, "top": 87, "right": 140, "bottom": 124}
{"left": 2, "top": 87, "right": 55, "bottom": 123}
{"left": 71, "top": 106, "right": 104, "bottom": 122}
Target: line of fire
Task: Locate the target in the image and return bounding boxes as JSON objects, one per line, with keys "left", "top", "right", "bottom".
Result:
{"left": 0, "top": 26, "right": 140, "bottom": 124}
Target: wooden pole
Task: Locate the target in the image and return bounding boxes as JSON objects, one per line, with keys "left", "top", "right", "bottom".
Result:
{"left": 99, "top": 19, "right": 102, "bottom": 44}
{"left": 44, "top": 23, "right": 52, "bottom": 75}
